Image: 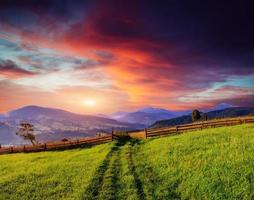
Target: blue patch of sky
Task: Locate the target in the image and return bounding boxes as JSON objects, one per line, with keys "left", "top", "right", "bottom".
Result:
{"left": 0, "top": 37, "right": 89, "bottom": 72}
{"left": 212, "top": 75, "right": 254, "bottom": 89}
{"left": 0, "top": 38, "right": 21, "bottom": 61}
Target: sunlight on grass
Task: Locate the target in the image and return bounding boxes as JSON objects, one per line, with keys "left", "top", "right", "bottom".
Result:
{"left": 133, "top": 124, "right": 254, "bottom": 199}
{"left": 0, "top": 143, "right": 113, "bottom": 200}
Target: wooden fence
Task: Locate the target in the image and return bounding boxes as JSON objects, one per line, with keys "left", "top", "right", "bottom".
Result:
{"left": 0, "top": 134, "right": 113, "bottom": 155}
{"left": 128, "top": 116, "right": 254, "bottom": 139}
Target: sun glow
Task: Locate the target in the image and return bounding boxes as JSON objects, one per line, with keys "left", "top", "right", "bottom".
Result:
{"left": 83, "top": 99, "right": 96, "bottom": 107}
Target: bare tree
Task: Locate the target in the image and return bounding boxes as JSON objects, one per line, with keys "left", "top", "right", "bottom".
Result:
{"left": 16, "top": 122, "right": 37, "bottom": 145}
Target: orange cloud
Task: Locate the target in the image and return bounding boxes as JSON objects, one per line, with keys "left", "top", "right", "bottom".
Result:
{"left": 0, "top": 1, "right": 253, "bottom": 113}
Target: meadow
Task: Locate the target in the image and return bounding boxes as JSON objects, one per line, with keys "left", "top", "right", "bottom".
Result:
{"left": 0, "top": 143, "right": 113, "bottom": 200}
{"left": 133, "top": 123, "right": 254, "bottom": 199}
{"left": 1, "top": 124, "right": 254, "bottom": 200}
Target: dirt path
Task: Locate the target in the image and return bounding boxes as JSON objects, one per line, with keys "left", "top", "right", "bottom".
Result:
{"left": 83, "top": 139, "right": 145, "bottom": 200}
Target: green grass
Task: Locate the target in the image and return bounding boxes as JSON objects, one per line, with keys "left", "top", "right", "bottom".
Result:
{"left": 1, "top": 124, "right": 254, "bottom": 200}
{"left": 0, "top": 143, "right": 113, "bottom": 200}
{"left": 133, "top": 124, "right": 254, "bottom": 199}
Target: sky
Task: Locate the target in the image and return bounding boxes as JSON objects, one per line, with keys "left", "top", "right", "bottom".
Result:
{"left": 0, "top": 0, "right": 253, "bottom": 114}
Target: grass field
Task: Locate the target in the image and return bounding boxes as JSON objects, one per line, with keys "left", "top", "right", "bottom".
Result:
{"left": 133, "top": 124, "right": 254, "bottom": 199}
{"left": 0, "top": 143, "right": 113, "bottom": 200}
{"left": 1, "top": 124, "right": 254, "bottom": 200}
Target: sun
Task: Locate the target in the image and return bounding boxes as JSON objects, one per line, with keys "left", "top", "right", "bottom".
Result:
{"left": 83, "top": 99, "right": 96, "bottom": 107}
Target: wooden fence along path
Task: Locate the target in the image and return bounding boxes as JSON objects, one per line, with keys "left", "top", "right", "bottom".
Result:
{"left": 0, "top": 135, "right": 113, "bottom": 155}
{"left": 128, "top": 116, "right": 254, "bottom": 139}
{"left": 1, "top": 116, "right": 254, "bottom": 155}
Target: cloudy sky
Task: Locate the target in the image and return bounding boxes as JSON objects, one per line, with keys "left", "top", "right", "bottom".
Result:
{"left": 0, "top": 0, "right": 253, "bottom": 114}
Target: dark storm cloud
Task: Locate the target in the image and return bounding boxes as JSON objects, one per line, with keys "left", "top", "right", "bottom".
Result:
{"left": 139, "top": 0, "right": 254, "bottom": 67}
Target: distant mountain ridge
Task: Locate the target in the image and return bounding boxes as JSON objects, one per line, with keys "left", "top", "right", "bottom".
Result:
{"left": 0, "top": 103, "right": 241, "bottom": 145}
{"left": 110, "top": 103, "right": 234, "bottom": 126}
{"left": 204, "top": 103, "right": 235, "bottom": 112}
{"left": 150, "top": 107, "right": 254, "bottom": 128}
{"left": 0, "top": 105, "right": 144, "bottom": 145}
{"left": 7, "top": 105, "right": 121, "bottom": 123}
{"left": 110, "top": 106, "right": 191, "bottom": 126}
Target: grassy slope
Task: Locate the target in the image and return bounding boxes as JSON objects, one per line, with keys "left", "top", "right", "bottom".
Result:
{"left": 133, "top": 124, "right": 254, "bottom": 199}
{"left": 1, "top": 124, "right": 254, "bottom": 200}
{"left": 0, "top": 143, "right": 113, "bottom": 200}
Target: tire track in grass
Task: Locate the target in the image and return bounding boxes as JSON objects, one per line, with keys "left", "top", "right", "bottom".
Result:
{"left": 129, "top": 139, "right": 168, "bottom": 200}
{"left": 83, "top": 139, "right": 156, "bottom": 200}
{"left": 127, "top": 140, "right": 146, "bottom": 200}
{"left": 83, "top": 140, "right": 125, "bottom": 200}
{"left": 115, "top": 142, "right": 140, "bottom": 200}
{"left": 131, "top": 140, "right": 181, "bottom": 199}
{"left": 110, "top": 148, "right": 122, "bottom": 199}
{"left": 82, "top": 146, "right": 115, "bottom": 199}
{"left": 97, "top": 149, "right": 121, "bottom": 200}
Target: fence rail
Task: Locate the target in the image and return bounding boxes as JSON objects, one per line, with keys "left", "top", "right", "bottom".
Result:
{"left": 145, "top": 116, "right": 254, "bottom": 138}
{"left": 0, "top": 135, "right": 113, "bottom": 155}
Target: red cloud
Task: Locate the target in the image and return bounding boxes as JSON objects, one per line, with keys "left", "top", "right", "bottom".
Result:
{"left": 0, "top": 1, "right": 253, "bottom": 112}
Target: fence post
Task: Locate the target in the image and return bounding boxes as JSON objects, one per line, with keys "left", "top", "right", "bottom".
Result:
{"left": 144, "top": 128, "right": 147, "bottom": 139}
{"left": 176, "top": 126, "right": 179, "bottom": 134}
{"left": 44, "top": 143, "right": 47, "bottom": 150}
{"left": 10, "top": 146, "right": 13, "bottom": 153}
{"left": 111, "top": 128, "right": 114, "bottom": 141}
{"left": 23, "top": 145, "right": 26, "bottom": 152}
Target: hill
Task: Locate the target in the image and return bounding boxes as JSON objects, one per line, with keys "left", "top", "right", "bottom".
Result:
{"left": 1, "top": 124, "right": 254, "bottom": 199}
{"left": 110, "top": 103, "right": 234, "bottom": 126}
{"left": 207, "top": 102, "right": 235, "bottom": 111}
{"left": 150, "top": 107, "right": 254, "bottom": 128}
{"left": 0, "top": 105, "right": 144, "bottom": 145}
{"left": 110, "top": 106, "right": 190, "bottom": 126}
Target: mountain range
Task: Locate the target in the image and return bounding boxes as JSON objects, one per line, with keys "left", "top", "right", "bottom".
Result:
{"left": 109, "top": 107, "right": 190, "bottom": 126}
{"left": 109, "top": 103, "right": 235, "bottom": 126}
{"left": 0, "top": 105, "right": 144, "bottom": 145}
{"left": 150, "top": 107, "right": 254, "bottom": 128}
{"left": 0, "top": 103, "right": 249, "bottom": 145}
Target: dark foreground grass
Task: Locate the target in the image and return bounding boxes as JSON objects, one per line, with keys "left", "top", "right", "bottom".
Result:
{"left": 1, "top": 124, "right": 254, "bottom": 200}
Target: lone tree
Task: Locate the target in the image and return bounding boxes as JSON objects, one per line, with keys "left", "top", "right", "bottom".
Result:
{"left": 192, "top": 109, "right": 201, "bottom": 122}
{"left": 16, "top": 122, "right": 37, "bottom": 145}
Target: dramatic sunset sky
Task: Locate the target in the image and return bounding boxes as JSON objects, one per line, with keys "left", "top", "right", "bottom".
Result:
{"left": 0, "top": 0, "right": 253, "bottom": 114}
